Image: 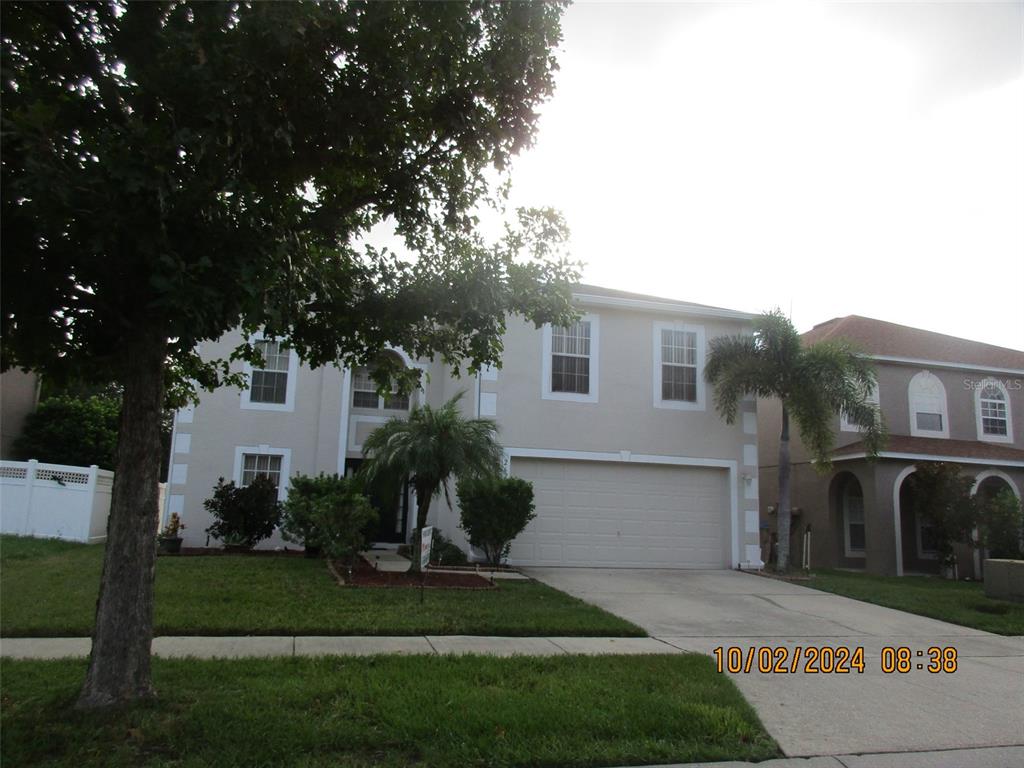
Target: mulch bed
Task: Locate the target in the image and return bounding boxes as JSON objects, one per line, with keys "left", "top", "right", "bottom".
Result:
{"left": 174, "top": 547, "right": 308, "bottom": 557}
{"left": 330, "top": 558, "right": 496, "bottom": 589}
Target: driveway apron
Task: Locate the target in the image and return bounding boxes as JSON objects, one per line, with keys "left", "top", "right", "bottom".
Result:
{"left": 525, "top": 568, "right": 1024, "bottom": 757}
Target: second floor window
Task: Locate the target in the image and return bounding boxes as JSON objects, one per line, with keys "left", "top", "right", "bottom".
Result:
{"left": 249, "top": 341, "right": 289, "bottom": 405}
{"left": 661, "top": 329, "right": 698, "bottom": 402}
{"left": 980, "top": 384, "right": 1008, "bottom": 436}
{"left": 352, "top": 367, "right": 410, "bottom": 411}
{"left": 551, "top": 321, "right": 591, "bottom": 394}
{"left": 908, "top": 370, "right": 948, "bottom": 438}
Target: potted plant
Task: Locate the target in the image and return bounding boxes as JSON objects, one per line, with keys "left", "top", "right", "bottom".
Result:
{"left": 157, "top": 513, "right": 186, "bottom": 555}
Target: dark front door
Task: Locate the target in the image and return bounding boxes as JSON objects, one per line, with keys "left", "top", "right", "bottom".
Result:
{"left": 345, "top": 458, "right": 409, "bottom": 544}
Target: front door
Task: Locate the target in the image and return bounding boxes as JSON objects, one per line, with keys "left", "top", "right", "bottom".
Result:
{"left": 345, "top": 458, "right": 409, "bottom": 544}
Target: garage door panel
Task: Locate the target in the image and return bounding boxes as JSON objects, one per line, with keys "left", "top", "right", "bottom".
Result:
{"left": 509, "top": 458, "right": 730, "bottom": 569}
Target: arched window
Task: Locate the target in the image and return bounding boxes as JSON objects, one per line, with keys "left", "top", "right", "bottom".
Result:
{"left": 351, "top": 352, "right": 412, "bottom": 412}
{"left": 975, "top": 379, "right": 1013, "bottom": 443}
{"left": 908, "top": 371, "right": 948, "bottom": 438}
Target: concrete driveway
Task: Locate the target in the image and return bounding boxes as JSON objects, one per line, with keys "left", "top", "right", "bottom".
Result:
{"left": 525, "top": 568, "right": 1024, "bottom": 758}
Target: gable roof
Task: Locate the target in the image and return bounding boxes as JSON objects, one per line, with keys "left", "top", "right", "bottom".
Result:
{"left": 572, "top": 284, "right": 754, "bottom": 321}
{"left": 802, "top": 315, "right": 1024, "bottom": 371}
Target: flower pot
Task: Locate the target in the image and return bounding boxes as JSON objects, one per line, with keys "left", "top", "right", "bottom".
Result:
{"left": 158, "top": 537, "right": 183, "bottom": 555}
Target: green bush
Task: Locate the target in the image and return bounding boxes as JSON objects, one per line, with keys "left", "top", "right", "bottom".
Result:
{"left": 457, "top": 476, "right": 536, "bottom": 567}
{"left": 203, "top": 476, "right": 282, "bottom": 549}
{"left": 980, "top": 489, "right": 1023, "bottom": 560}
{"left": 430, "top": 529, "right": 469, "bottom": 566}
{"left": 282, "top": 475, "right": 378, "bottom": 565}
{"left": 282, "top": 473, "right": 376, "bottom": 565}
{"left": 12, "top": 395, "right": 120, "bottom": 469}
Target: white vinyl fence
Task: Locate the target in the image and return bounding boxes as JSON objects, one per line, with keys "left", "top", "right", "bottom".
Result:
{"left": 0, "top": 460, "right": 113, "bottom": 543}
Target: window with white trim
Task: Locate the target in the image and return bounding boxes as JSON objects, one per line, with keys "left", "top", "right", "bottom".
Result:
{"left": 840, "top": 383, "right": 880, "bottom": 432}
{"left": 908, "top": 371, "right": 948, "bottom": 438}
{"left": 976, "top": 379, "right": 1012, "bottom": 443}
{"left": 551, "top": 322, "right": 591, "bottom": 394}
{"left": 542, "top": 315, "right": 599, "bottom": 403}
{"left": 841, "top": 476, "right": 866, "bottom": 557}
{"left": 351, "top": 366, "right": 410, "bottom": 411}
{"left": 653, "top": 321, "right": 705, "bottom": 410}
{"left": 241, "top": 453, "right": 283, "bottom": 488}
{"left": 249, "top": 341, "right": 290, "bottom": 404}
{"left": 241, "top": 335, "right": 298, "bottom": 412}
{"left": 661, "top": 329, "right": 698, "bottom": 402}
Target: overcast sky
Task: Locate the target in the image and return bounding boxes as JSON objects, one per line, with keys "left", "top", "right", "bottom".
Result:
{"left": 496, "top": 1, "right": 1024, "bottom": 350}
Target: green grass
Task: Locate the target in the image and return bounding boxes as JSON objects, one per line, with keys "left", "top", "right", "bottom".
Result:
{"left": 0, "top": 536, "right": 643, "bottom": 638}
{"left": 808, "top": 569, "right": 1024, "bottom": 635}
{"left": 0, "top": 655, "right": 779, "bottom": 768}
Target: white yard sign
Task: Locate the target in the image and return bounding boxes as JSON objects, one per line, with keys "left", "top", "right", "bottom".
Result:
{"left": 420, "top": 526, "right": 434, "bottom": 571}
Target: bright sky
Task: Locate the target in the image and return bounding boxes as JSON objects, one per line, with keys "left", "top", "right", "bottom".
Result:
{"left": 497, "top": 1, "right": 1024, "bottom": 350}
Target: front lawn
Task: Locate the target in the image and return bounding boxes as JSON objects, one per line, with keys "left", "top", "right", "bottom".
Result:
{"left": 0, "top": 655, "right": 779, "bottom": 768}
{"left": 0, "top": 535, "right": 643, "bottom": 637}
{"left": 808, "top": 569, "right": 1024, "bottom": 635}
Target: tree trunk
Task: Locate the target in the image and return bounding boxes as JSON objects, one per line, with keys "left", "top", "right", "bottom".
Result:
{"left": 408, "top": 483, "right": 433, "bottom": 574}
{"left": 76, "top": 340, "right": 166, "bottom": 709}
{"left": 776, "top": 405, "right": 792, "bottom": 573}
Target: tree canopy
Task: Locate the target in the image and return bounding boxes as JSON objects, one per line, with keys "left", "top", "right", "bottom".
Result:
{"left": 1, "top": 0, "right": 576, "bottom": 708}
{"left": 2, "top": 1, "right": 578, "bottom": 395}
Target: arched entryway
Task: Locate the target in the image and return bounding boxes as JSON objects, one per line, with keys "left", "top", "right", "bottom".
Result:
{"left": 896, "top": 469, "right": 941, "bottom": 575}
{"left": 973, "top": 470, "right": 1021, "bottom": 567}
{"left": 830, "top": 472, "right": 866, "bottom": 565}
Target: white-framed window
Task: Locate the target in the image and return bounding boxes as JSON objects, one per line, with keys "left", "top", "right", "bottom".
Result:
{"left": 975, "top": 378, "right": 1013, "bottom": 444}
{"left": 840, "top": 383, "right": 880, "bottom": 432}
{"left": 240, "top": 335, "right": 298, "bottom": 412}
{"left": 653, "top": 321, "right": 705, "bottom": 411}
{"left": 908, "top": 371, "right": 948, "bottom": 438}
{"left": 241, "top": 453, "right": 282, "bottom": 488}
{"left": 916, "top": 512, "right": 939, "bottom": 559}
{"left": 542, "top": 315, "right": 599, "bottom": 403}
{"left": 841, "top": 476, "right": 866, "bottom": 558}
{"left": 233, "top": 445, "right": 292, "bottom": 501}
{"left": 351, "top": 366, "right": 411, "bottom": 412}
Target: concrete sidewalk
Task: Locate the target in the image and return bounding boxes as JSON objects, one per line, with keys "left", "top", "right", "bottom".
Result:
{"left": 0, "top": 634, "right": 682, "bottom": 659}
{"left": 631, "top": 745, "right": 1024, "bottom": 768}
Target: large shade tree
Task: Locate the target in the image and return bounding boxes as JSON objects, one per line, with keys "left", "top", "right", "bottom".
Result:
{"left": 705, "top": 310, "right": 886, "bottom": 571}
{"left": 1, "top": 1, "right": 577, "bottom": 708}
{"left": 361, "top": 391, "right": 504, "bottom": 573}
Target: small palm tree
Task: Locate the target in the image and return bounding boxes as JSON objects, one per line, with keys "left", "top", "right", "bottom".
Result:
{"left": 361, "top": 391, "right": 503, "bottom": 571}
{"left": 705, "top": 310, "right": 886, "bottom": 572}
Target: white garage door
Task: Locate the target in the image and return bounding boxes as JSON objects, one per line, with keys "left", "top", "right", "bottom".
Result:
{"left": 508, "top": 458, "right": 731, "bottom": 569}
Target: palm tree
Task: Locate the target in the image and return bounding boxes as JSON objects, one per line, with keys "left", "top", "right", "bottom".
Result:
{"left": 361, "top": 391, "right": 503, "bottom": 572}
{"left": 705, "top": 310, "right": 885, "bottom": 572}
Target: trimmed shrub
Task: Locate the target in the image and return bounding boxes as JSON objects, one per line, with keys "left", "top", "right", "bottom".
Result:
{"left": 980, "top": 489, "right": 1023, "bottom": 560}
{"left": 203, "top": 476, "right": 282, "bottom": 549}
{"left": 430, "top": 528, "right": 469, "bottom": 566}
{"left": 281, "top": 473, "right": 376, "bottom": 563}
{"left": 457, "top": 476, "right": 536, "bottom": 567}
{"left": 13, "top": 395, "right": 120, "bottom": 469}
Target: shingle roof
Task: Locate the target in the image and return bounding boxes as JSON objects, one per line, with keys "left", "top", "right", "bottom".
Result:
{"left": 802, "top": 316, "right": 1024, "bottom": 370}
{"left": 834, "top": 435, "right": 1024, "bottom": 464}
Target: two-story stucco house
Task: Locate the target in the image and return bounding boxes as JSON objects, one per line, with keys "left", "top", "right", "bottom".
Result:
{"left": 165, "top": 285, "right": 764, "bottom": 569}
{"left": 758, "top": 316, "right": 1024, "bottom": 578}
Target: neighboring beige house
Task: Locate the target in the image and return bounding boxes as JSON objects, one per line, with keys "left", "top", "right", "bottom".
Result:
{"left": 167, "top": 285, "right": 763, "bottom": 569}
{"left": 758, "top": 316, "right": 1024, "bottom": 578}
{"left": 0, "top": 369, "right": 40, "bottom": 459}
